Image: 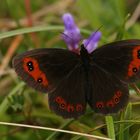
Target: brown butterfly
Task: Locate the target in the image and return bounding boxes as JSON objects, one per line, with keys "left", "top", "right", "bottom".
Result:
{"left": 13, "top": 39, "right": 140, "bottom": 118}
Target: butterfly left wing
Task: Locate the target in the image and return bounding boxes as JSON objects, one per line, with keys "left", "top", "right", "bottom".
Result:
{"left": 13, "top": 48, "right": 80, "bottom": 93}
{"left": 88, "top": 63, "right": 129, "bottom": 114}
{"left": 91, "top": 39, "right": 140, "bottom": 82}
{"left": 48, "top": 64, "right": 86, "bottom": 118}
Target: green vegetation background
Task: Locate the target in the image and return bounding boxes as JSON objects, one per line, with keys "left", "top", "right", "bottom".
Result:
{"left": 0, "top": 0, "right": 140, "bottom": 140}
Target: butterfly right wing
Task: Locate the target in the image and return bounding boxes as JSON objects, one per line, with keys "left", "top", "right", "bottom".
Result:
{"left": 88, "top": 63, "right": 129, "bottom": 114}
{"left": 91, "top": 39, "right": 140, "bottom": 82}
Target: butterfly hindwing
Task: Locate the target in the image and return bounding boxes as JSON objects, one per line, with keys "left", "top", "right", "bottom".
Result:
{"left": 91, "top": 39, "right": 140, "bottom": 82}
{"left": 13, "top": 48, "right": 79, "bottom": 92}
{"left": 88, "top": 64, "right": 129, "bottom": 114}
{"left": 48, "top": 65, "right": 86, "bottom": 118}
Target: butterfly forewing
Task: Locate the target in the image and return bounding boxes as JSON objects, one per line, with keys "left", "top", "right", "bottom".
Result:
{"left": 13, "top": 48, "right": 80, "bottom": 93}
{"left": 91, "top": 39, "right": 140, "bottom": 82}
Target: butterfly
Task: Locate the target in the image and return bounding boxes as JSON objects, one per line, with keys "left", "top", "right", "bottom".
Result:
{"left": 13, "top": 39, "right": 140, "bottom": 118}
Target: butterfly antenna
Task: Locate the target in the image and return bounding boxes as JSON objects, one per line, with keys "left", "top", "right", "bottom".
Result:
{"left": 60, "top": 32, "right": 83, "bottom": 43}
{"left": 60, "top": 32, "right": 75, "bottom": 42}
{"left": 84, "top": 25, "right": 103, "bottom": 47}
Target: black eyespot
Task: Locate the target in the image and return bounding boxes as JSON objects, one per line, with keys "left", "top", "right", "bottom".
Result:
{"left": 137, "top": 50, "right": 140, "bottom": 54}
{"left": 76, "top": 104, "right": 83, "bottom": 111}
{"left": 37, "top": 78, "right": 43, "bottom": 83}
{"left": 60, "top": 103, "right": 66, "bottom": 109}
{"left": 132, "top": 67, "right": 138, "bottom": 73}
{"left": 27, "top": 61, "right": 33, "bottom": 66}
{"left": 96, "top": 102, "right": 104, "bottom": 109}
{"left": 27, "top": 61, "right": 34, "bottom": 71}
{"left": 61, "top": 104, "right": 65, "bottom": 107}
{"left": 98, "top": 104, "right": 103, "bottom": 108}
{"left": 28, "top": 67, "right": 34, "bottom": 71}
{"left": 114, "top": 98, "right": 119, "bottom": 103}
{"left": 55, "top": 97, "right": 62, "bottom": 103}
{"left": 137, "top": 55, "right": 140, "bottom": 59}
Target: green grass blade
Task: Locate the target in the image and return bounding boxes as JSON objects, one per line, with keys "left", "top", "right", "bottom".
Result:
{"left": 105, "top": 115, "right": 115, "bottom": 140}
{"left": 118, "top": 111, "right": 125, "bottom": 140}
{"left": 118, "top": 103, "right": 132, "bottom": 140}
{"left": 0, "top": 82, "right": 25, "bottom": 119}
{"left": 46, "top": 119, "right": 74, "bottom": 140}
{"left": 0, "top": 25, "right": 92, "bottom": 40}
{"left": 0, "top": 26, "right": 64, "bottom": 39}
{"left": 138, "top": 129, "right": 140, "bottom": 140}
{"left": 115, "top": 14, "right": 130, "bottom": 40}
{"left": 123, "top": 103, "right": 132, "bottom": 139}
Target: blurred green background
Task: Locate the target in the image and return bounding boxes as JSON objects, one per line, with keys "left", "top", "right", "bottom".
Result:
{"left": 0, "top": 0, "right": 140, "bottom": 140}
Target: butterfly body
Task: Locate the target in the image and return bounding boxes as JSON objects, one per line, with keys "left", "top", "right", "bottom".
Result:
{"left": 13, "top": 39, "right": 140, "bottom": 118}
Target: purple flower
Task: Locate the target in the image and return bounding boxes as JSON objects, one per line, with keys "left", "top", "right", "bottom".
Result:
{"left": 62, "top": 13, "right": 81, "bottom": 52}
{"left": 62, "top": 13, "right": 101, "bottom": 54}
{"left": 83, "top": 31, "right": 101, "bottom": 53}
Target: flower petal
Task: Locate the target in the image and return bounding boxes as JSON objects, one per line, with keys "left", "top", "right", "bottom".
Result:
{"left": 62, "top": 13, "right": 81, "bottom": 51}
{"left": 83, "top": 31, "right": 101, "bottom": 53}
